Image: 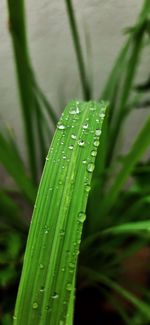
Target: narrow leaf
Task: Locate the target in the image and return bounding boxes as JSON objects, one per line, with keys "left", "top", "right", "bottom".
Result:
{"left": 14, "top": 100, "right": 107, "bottom": 324}
{"left": 99, "top": 117, "right": 150, "bottom": 219}
{"left": 65, "top": 0, "right": 91, "bottom": 100}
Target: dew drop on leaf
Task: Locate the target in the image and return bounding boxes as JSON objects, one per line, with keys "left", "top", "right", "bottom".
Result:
{"left": 91, "top": 150, "right": 97, "bottom": 157}
{"left": 59, "top": 321, "right": 64, "bottom": 325}
{"left": 78, "top": 212, "right": 86, "bottom": 223}
{"left": 66, "top": 283, "right": 72, "bottom": 291}
{"left": 78, "top": 140, "right": 85, "bottom": 147}
{"left": 99, "top": 113, "right": 105, "bottom": 118}
{"left": 40, "top": 286, "right": 45, "bottom": 293}
{"left": 32, "top": 302, "right": 38, "bottom": 309}
{"left": 95, "top": 129, "right": 101, "bottom": 136}
{"left": 84, "top": 183, "right": 91, "bottom": 192}
{"left": 52, "top": 292, "right": 59, "bottom": 299}
{"left": 40, "top": 264, "right": 44, "bottom": 269}
{"left": 60, "top": 229, "right": 65, "bottom": 237}
{"left": 68, "top": 145, "right": 74, "bottom": 150}
{"left": 93, "top": 140, "right": 99, "bottom": 147}
{"left": 69, "top": 262, "right": 75, "bottom": 269}
{"left": 82, "top": 123, "right": 88, "bottom": 129}
{"left": 90, "top": 106, "right": 96, "bottom": 111}
{"left": 87, "top": 163, "right": 95, "bottom": 173}
{"left": 69, "top": 107, "right": 80, "bottom": 115}
{"left": 57, "top": 124, "right": 65, "bottom": 130}
{"left": 71, "top": 134, "right": 76, "bottom": 140}
{"left": 45, "top": 305, "right": 51, "bottom": 311}
{"left": 82, "top": 160, "right": 87, "bottom": 164}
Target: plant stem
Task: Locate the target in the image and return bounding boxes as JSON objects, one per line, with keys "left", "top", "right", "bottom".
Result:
{"left": 7, "top": 0, "right": 38, "bottom": 183}
{"left": 65, "top": 0, "right": 91, "bottom": 100}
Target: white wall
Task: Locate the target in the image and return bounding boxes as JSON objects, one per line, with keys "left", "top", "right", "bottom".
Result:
{"left": 0, "top": 0, "right": 149, "bottom": 157}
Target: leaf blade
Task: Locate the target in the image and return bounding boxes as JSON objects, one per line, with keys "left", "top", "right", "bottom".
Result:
{"left": 14, "top": 100, "right": 107, "bottom": 324}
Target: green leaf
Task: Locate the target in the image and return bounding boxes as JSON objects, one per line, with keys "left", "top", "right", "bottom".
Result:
{"left": 7, "top": 0, "right": 57, "bottom": 182}
{"left": 99, "top": 117, "right": 150, "bottom": 219}
{"left": 0, "top": 189, "right": 27, "bottom": 231}
{"left": 14, "top": 100, "right": 107, "bottom": 324}
{"left": 103, "top": 220, "right": 150, "bottom": 235}
{"left": 65, "top": 0, "right": 91, "bottom": 100}
{"left": 0, "top": 131, "right": 36, "bottom": 204}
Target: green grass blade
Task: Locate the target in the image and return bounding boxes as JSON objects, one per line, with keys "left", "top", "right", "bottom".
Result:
{"left": 7, "top": 0, "right": 38, "bottom": 182}
{"left": 13, "top": 100, "right": 107, "bottom": 324}
{"left": 0, "top": 189, "right": 27, "bottom": 231}
{"left": 0, "top": 132, "right": 36, "bottom": 204}
{"left": 81, "top": 267, "right": 150, "bottom": 321}
{"left": 32, "top": 79, "right": 58, "bottom": 126}
{"left": 7, "top": 0, "right": 57, "bottom": 182}
{"left": 107, "top": 28, "right": 145, "bottom": 164}
{"left": 65, "top": 0, "right": 91, "bottom": 100}
{"left": 103, "top": 220, "right": 150, "bottom": 235}
{"left": 99, "top": 117, "right": 150, "bottom": 219}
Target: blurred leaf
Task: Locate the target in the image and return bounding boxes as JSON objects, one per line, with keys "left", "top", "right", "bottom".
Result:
{"left": 99, "top": 117, "right": 150, "bottom": 219}
{"left": 65, "top": 0, "right": 91, "bottom": 100}
{"left": 7, "top": 0, "right": 57, "bottom": 182}
{"left": 0, "top": 131, "right": 36, "bottom": 204}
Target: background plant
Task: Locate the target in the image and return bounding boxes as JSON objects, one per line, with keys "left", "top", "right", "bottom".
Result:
{"left": 0, "top": 0, "right": 150, "bottom": 324}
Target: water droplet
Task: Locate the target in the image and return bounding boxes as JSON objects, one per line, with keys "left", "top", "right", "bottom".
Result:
{"left": 91, "top": 150, "right": 97, "bottom": 157}
{"left": 46, "top": 157, "right": 49, "bottom": 161}
{"left": 69, "top": 107, "right": 80, "bottom": 115}
{"left": 69, "top": 262, "right": 75, "bottom": 269}
{"left": 40, "top": 264, "right": 44, "bottom": 269}
{"left": 82, "top": 160, "right": 87, "bottom": 164}
{"left": 82, "top": 123, "right": 88, "bottom": 129}
{"left": 84, "top": 183, "right": 91, "bottom": 192}
{"left": 45, "top": 230, "right": 49, "bottom": 234}
{"left": 60, "top": 229, "right": 65, "bottom": 236}
{"left": 59, "top": 320, "right": 64, "bottom": 325}
{"left": 87, "top": 163, "right": 95, "bottom": 173}
{"left": 90, "top": 106, "right": 96, "bottom": 111}
{"left": 68, "top": 145, "right": 74, "bottom": 150}
{"left": 57, "top": 124, "right": 65, "bottom": 130}
{"left": 71, "top": 134, "right": 76, "bottom": 140}
{"left": 78, "top": 140, "right": 85, "bottom": 147}
{"left": 78, "top": 212, "right": 86, "bottom": 223}
{"left": 99, "top": 113, "right": 105, "bottom": 118}
{"left": 95, "top": 129, "right": 101, "bottom": 136}
{"left": 62, "top": 155, "right": 66, "bottom": 159}
{"left": 40, "top": 286, "right": 45, "bottom": 293}
{"left": 61, "top": 267, "right": 65, "bottom": 272}
{"left": 52, "top": 292, "right": 59, "bottom": 299}
{"left": 13, "top": 315, "right": 17, "bottom": 320}
{"left": 66, "top": 283, "right": 72, "bottom": 291}
{"left": 32, "top": 302, "right": 38, "bottom": 309}
{"left": 94, "top": 140, "right": 99, "bottom": 147}
{"left": 58, "top": 180, "right": 63, "bottom": 185}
